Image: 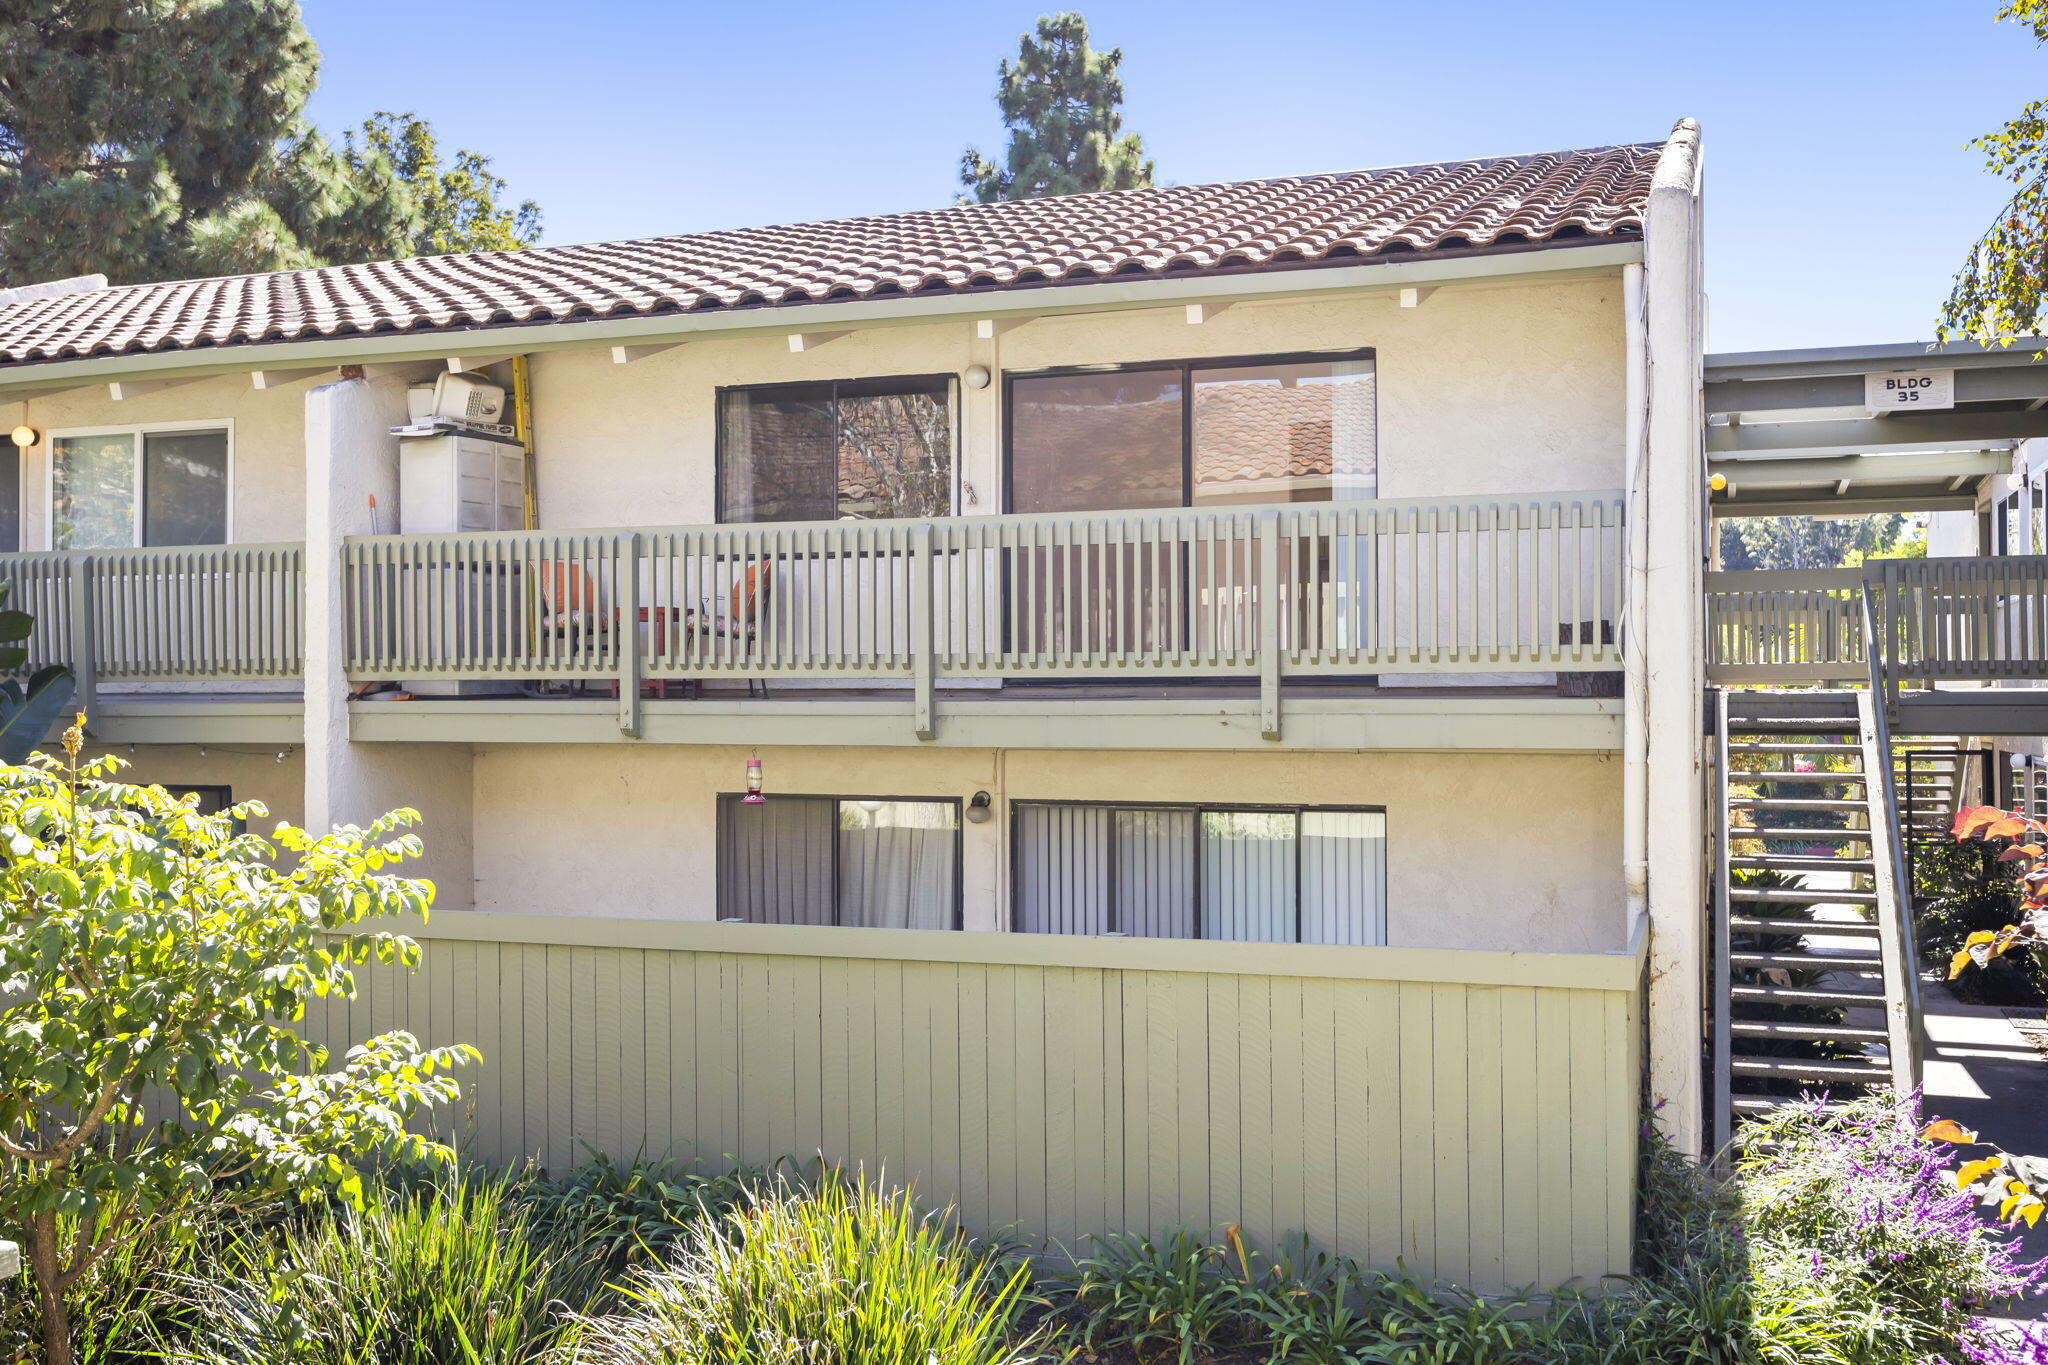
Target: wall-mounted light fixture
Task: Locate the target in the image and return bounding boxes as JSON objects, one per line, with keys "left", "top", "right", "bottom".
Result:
{"left": 857, "top": 798, "right": 885, "bottom": 813}
{"left": 962, "top": 365, "right": 991, "bottom": 390}
{"left": 9, "top": 426, "right": 38, "bottom": 449}
{"left": 965, "top": 790, "right": 993, "bottom": 824}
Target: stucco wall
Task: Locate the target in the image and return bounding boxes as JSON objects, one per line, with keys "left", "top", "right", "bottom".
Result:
{"left": 463, "top": 744, "right": 1622, "bottom": 953}
{"left": 98, "top": 744, "right": 306, "bottom": 830}
{"left": 526, "top": 273, "right": 1626, "bottom": 532}
{"left": 3, "top": 374, "right": 308, "bottom": 548}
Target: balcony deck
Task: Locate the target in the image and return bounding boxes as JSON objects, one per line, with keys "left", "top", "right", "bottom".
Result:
{"left": 0, "top": 491, "right": 1629, "bottom": 751}
{"left": 1707, "top": 555, "right": 2048, "bottom": 736}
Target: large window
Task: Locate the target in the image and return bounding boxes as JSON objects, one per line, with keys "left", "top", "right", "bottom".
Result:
{"left": 50, "top": 425, "right": 229, "bottom": 549}
{"left": 1012, "top": 802, "right": 1386, "bottom": 944}
{"left": 718, "top": 377, "right": 954, "bottom": 523}
{"left": 1007, "top": 353, "right": 1376, "bottom": 514}
{"left": 716, "top": 794, "right": 961, "bottom": 929}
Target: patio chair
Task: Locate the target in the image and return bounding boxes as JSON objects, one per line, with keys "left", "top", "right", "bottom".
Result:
{"left": 533, "top": 560, "right": 685, "bottom": 700}
{"left": 679, "top": 559, "right": 774, "bottom": 697}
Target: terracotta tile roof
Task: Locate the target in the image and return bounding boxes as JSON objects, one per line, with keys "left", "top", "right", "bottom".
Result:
{"left": 0, "top": 140, "right": 1664, "bottom": 369}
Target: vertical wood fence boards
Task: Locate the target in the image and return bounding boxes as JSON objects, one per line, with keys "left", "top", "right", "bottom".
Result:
{"left": 338, "top": 493, "right": 1628, "bottom": 689}
{"left": 1702, "top": 568, "right": 1866, "bottom": 684}
{"left": 0, "top": 544, "right": 305, "bottom": 683}
{"left": 1869, "top": 555, "right": 2048, "bottom": 689}
{"left": 305, "top": 916, "right": 1644, "bottom": 1292}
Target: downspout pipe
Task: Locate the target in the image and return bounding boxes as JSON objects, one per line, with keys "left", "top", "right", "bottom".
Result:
{"left": 1622, "top": 262, "right": 1650, "bottom": 937}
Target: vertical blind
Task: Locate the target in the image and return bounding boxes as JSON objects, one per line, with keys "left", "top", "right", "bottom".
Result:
{"left": 1013, "top": 803, "right": 1387, "bottom": 945}
{"left": 717, "top": 796, "right": 959, "bottom": 928}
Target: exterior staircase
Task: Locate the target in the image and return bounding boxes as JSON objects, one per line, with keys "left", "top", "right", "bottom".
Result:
{"left": 1709, "top": 690, "right": 1925, "bottom": 1152}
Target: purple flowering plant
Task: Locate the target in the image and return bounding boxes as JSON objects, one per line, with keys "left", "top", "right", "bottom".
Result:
{"left": 1735, "top": 1092, "right": 2044, "bottom": 1365}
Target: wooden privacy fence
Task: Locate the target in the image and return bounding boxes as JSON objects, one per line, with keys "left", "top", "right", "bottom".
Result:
{"left": 306, "top": 914, "right": 1645, "bottom": 1292}
{"left": 340, "top": 492, "right": 1625, "bottom": 737}
{"left": 0, "top": 544, "right": 305, "bottom": 702}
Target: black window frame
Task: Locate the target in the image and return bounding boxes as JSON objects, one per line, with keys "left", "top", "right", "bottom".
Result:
{"left": 1007, "top": 798, "right": 1387, "bottom": 942}
{"left": 713, "top": 373, "right": 961, "bottom": 525}
{"left": 715, "top": 791, "right": 966, "bottom": 930}
{"left": 1000, "top": 347, "right": 1379, "bottom": 514}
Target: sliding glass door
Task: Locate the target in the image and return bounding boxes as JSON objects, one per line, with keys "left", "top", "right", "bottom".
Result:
{"left": 1012, "top": 801, "right": 1387, "bottom": 944}
{"left": 1005, "top": 353, "right": 1376, "bottom": 666}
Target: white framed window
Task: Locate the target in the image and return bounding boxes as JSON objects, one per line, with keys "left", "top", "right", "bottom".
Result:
{"left": 45, "top": 421, "right": 232, "bottom": 550}
{"left": 1011, "top": 801, "right": 1387, "bottom": 945}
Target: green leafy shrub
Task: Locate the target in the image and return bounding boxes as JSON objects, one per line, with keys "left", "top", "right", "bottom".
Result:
{"left": 1051, "top": 1226, "right": 1270, "bottom": 1363}
{"left": 180, "top": 1169, "right": 596, "bottom": 1365}
{"left": 528, "top": 1149, "right": 765, "bottom": 1277}
{"left": 0, "top": 729, "right": 472, "bottom": 1365}
{"left": 1914, "top": 838, "right": 2041, "bottom": 1005}
{"left": 0, "top": 1216, "right": 216, "bottom": 1364}
{"left": 560, "top": 1170, "right": 1036, "bottom": 1365}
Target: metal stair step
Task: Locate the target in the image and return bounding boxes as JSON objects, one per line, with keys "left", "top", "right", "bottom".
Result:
{"left": 1729, "top": 797, "right": 1872, "bottom": 811}
{"left": 1730, "top": 983, "right": 1884, "bottom": 1005}
{"left": 1740, "top": 826, "right": 1872, "bottom": 841}
{"left": 1731, "top": 1096, "right": 1785, "bottom": 1113}
{"left": 1730, "top": 886, "right": 1879, "bottom": 904}
{"left": 1729, "top": 742, "right": 1862, "bottom": 754}
{"left": 1728, "top": 855, "right": 1875, "bottom": 872}
{"left": 1730, "top": 950, "right": 1882, "bottom": 970}
{"left": 1729, "top": 915, "right": 1877, "bottom": 934}
{"left": 1739, "top": 769, "right": 1868, "bottom": 783}
{"left": 1728, "top": 1019, "right": 1889, "bottom": 1041}
{"left": 1731, "top": 1055, "right": 1891, "bottom": 1080}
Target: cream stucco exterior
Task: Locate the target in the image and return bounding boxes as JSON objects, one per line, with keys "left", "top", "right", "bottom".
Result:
{"left": 2, "top": 373, "right": 308, "bottom": 549}
{"left": 462, "top": 744, "right": 1622, "bottom": 953}
{"left": 524, "top": 274, "right": 1627, "bottom": 533}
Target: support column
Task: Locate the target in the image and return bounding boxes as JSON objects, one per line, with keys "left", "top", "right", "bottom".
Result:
{"left": 1641, "top": 119, "right": 1708, "bottom": 1153}
{"left": 303, "top": 372, "right": 477, "bottom": 909}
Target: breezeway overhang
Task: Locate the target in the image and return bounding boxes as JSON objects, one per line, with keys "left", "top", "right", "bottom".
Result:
{"left": 1705, "top": 338, "right": 2045, "bottom": 517}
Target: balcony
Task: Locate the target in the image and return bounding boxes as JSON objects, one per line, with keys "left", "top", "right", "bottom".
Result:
{"left": 0, "top": 492, "right": 1629, "bottom": 750}
{"left": 1706, "top": 555, "right": 2048, "bottom": 733}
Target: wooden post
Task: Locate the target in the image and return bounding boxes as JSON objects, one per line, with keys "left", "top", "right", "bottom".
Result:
{"left": 66, "top": 555, "right": 95, "bottom": 727}
{"left": 1259, "top": 509, "right": 1282, "bottom": 740}
{"left": 617, "top": 534, "right": 641, "bottom": 738}
{"left": 912, "top": 522, "right": 935, "bottom": 740}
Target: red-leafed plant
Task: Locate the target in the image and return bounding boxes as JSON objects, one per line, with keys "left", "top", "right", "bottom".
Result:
{"left": 1944, "top": 805, "right": 2048, "bottom": 979}
{"left": 1921, "top": 805, "right": 2048, "bottom": 1227}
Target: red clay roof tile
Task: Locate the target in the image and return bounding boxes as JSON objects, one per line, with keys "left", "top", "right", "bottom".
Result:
{"left": 0, "top": 141, "right": 1663, "bottom": 367}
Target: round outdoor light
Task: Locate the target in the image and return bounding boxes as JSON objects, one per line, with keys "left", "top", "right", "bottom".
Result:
{"left": 856, "top": 798, "right": 885, "bottom": 813}
{"left": 9, "top": 425, "right": 38, "bottom": 449}
{"left": 1707, "top": 473, "right": 1727, "bottom": 493}
{"left": 965, "top": 791, "right": 993, "bottom": 824}
{"left": 962, "top": 365, "right": 991, "bottom": 390}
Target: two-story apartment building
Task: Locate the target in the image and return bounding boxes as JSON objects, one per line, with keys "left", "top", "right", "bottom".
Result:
{"left": 0, "top": 122, "right": 1711, "bottom": 1287}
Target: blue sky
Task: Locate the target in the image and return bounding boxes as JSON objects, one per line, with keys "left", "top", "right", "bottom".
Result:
{"left": 303, "top": 1, "right": 2039, "bottom": 354}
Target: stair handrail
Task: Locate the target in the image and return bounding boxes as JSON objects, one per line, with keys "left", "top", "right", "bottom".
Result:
{"left": 1710, "top": 687, "right": 1735, "bottom": 1154}
{"left": 1859, "top": 585, "right": 1927, "bottom": 1097}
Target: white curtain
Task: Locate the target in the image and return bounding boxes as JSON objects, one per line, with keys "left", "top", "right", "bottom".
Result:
{"left": 1200, "top": 810, "right": 1298, "bottom": 942}
{"left": 838, "top": 802, "right": 957, "bottom": 929}
{"left": 1300, "top": 810, "right": 1387, "bottom": 946}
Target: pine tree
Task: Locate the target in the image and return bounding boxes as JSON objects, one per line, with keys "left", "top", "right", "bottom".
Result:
{"left": 0, "top": 2, "right": 540, "bottom": 287}
{"left": 960, "top": 12, "right": 1154, "bottom": 204}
